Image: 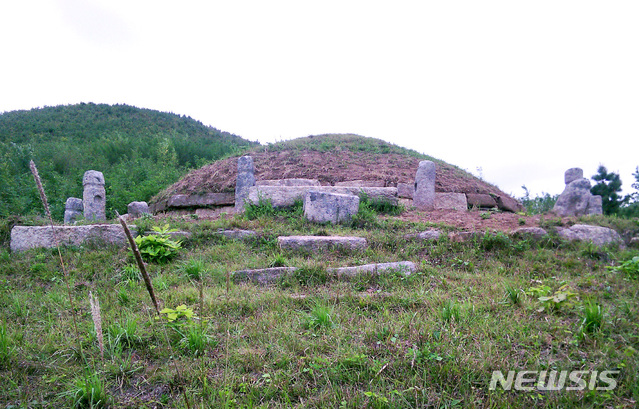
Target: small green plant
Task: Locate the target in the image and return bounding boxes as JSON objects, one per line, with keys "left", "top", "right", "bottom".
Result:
{"left": 441, "top": 299, "right": 461, "bottom": 323}
{"left": 527, "top": 284, "right": 578, "bottom": 312}
{"left": 359, "top": 192, "right": 404, "bottom": 216}
{"left": 0, "top": 323, "right": 13, "bottom": 366}
{"left": 119, "top": 265, "right": 141, "bottom": 282}
{"left": 180, "top": 325, "right": 214, "bottom": 356}
{"left": 134, "top": 224, "right": 182, "bottom": 263}
{"left": 244, "top": 197, "right": 276, "bottom": 220}
{"left": 351, "top": 199, "right": 379, "bottom": 228}
{"left": 608, "top": 256, "right": 639, "bottom": 279}
{"left": 480, "top": 231, "right": 512, "bottom": 251}
{"left": 181, "top": 258, "right": 206, "bottom": 281}
{"left": 480, "top": 212, "right": 491, "bottom": 220}
{"left": 303, "top": 303, "right": 335, "bottom": 330}
{"left": 134, "top": 213, "right": 155, "bottom": 236}
{"left": 581, "top": 301, "right": 604, "bottom": 333}
{"left": 518, "top": 218, "right": 526, "bottom": 226}
{"left": 504, "top": 285, "right": 523, "bottom": 305}
{"left": 160, "top": 305, "right": 195, "bottom": 323}
{"left": 62, "top": 373, "right": 109, "bottom": 408}
{"left": 267, "top": 253, "right": 288, "bottom": 268}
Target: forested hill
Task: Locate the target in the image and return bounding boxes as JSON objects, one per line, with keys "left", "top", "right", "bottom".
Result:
{"left": 0, "top": 103, "right": 256, "bottom": 219}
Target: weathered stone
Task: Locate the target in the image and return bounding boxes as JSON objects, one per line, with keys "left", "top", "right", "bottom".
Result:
{"left": 149, "top": 199, "right": 168, "bottom": 214}
{"left": 397, "top": 182, "right": 415, "bottom": 199}
{"left": 235, "top": 156, "right": 256, "bottom": 212}
{"left": 304, "top": 191, "right": 359, "bottom": 224}
{"left": 511, "top": 227, "right": 548, "bottom": 240}
{"left": 435, "top": 193, "right": 467, "bottom": 211}
{"left": 233, "top": 267, "right": 298, "bottom": 285}
{"left": 414, "top": 161, "right": 436, "bottom": 211}
{"left": 466, "top": 193, "right": 497, "bottom": 208}
{"left": 217, "top": 229, "right": 257, "bottom": 240}
{"left": 553, "top": 178, "right": 593, "bottom": 217}
{"left": 328, "top": 261, "right": 415, "bottom": 278}
{"left": 127, "top": 201, "right": 150, "bottom": 218}
{"left": 167, "top": 193, "right": 235, "bottom": 208}
{"left": 404, "top": 229, "right": 441, "bottom": 241}
{"left": 248, "top": 186, "right": 397, "bottom": 208}
{"left": 448, "top": 231, "right": 480, "bottom": 243}
{"left": 64, "top": 197, "right": 83, "bottom": 224}
{"left": 496, "top": 195, "right": 525, "bottom": 213}
{"left": 195, "top": 206, "right": 235, "bottom": 218}
{"left": 11, "top": 224, "right": 133, "bottom": 252}
{"left": 256, "top": 179, "right": 320, "bottom": 187}
{"left": 82, "top": 170, "right": 106, "bottom": 221}
{"left": 557, "top": 224, "right": 625, "bottom": 248}
{"left": 278, "top": 236, "right": 368, "bottom": 252}
{"left": 335, "top": 180, "right": 386, "bottom": 187}
{"left": 586, "top": 195, "right": 603, "bottom": 215}
{"left": 565, "top": 168, "right": 584, "bottom": 185}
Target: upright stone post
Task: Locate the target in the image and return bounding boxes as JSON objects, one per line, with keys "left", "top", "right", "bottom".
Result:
{"left": 235, "top": 156, "right": 255, "bottom": 212}
{"left": 414, "top": 160, "right": 436, "bottom": 211}
{"left": 64, "top": 197, "right": 83, "bottom": 224}
{"left": 83, "top": 170, "right": 106, "bottom": 221}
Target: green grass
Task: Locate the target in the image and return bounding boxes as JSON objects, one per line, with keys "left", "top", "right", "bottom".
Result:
{"left": 0, "top": 210, "right": 638, "bottom": 407}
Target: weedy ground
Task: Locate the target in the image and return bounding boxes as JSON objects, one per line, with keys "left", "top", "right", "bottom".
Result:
{"left": 0, "top": 208, "right": 638, "bottom": 408}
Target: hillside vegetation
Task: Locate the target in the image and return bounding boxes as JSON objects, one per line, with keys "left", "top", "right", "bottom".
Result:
{"left": 0, "top": 205, "right": 637, "bottom": 407}
{"left": 0, "top": 103, "right": 256, "bottom": 219}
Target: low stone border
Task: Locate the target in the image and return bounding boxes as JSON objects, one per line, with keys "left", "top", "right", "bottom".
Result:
{"left": 216, "top": 229, "right": 257, "bottom": 240}
{"left": 278, "top": 236, "right": 368, "bottom": 251}
{"left": 233, "top": 261, "right": 416, "bottom": 285}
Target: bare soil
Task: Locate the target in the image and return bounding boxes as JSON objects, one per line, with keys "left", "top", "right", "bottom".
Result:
{"left": 395, "top": 208, "right": 545, "bottom": 233}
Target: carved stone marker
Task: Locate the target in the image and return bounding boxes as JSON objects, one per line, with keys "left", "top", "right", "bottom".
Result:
{"left": 553, "top": 168, "right": 603, "bottom": 217}
{"left": 64, "top": 197, "right": 83, "bottom": 224}
{"left": 235, "top": 156, "right": 255, "bottom": 212}
{"left": 413, "top": 160, "right": 436, "bottom": 211}
{"left": 83, "top": 170, "right": 106, "bottom": 221}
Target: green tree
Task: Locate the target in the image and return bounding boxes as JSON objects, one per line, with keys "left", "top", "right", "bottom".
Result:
{"left": 590, "top": 165, "right": 628, "bottom": 215}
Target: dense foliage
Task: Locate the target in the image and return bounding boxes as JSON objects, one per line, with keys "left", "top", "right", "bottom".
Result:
{"left": 0, "top": 103, "right": 256, "bottom": 219}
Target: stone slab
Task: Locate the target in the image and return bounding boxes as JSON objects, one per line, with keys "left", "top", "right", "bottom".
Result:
{"left": 278, "top": 235, "right": 368, "bottom": 252}
{"left": 256, "top": 179, "right": 320, "bottom": 186}
{"left": 304, "top": 191, "right": 359, "bottom": 224}
{"left": 404, "top": 229, "right": 441, "bottom": 241}
{"left": 167, "top": 193, "right": 235, "bottom": 208}
{"left": 195, "top": 206, "right": 235, "bottom": 218}
{"left": 510, "top": 227, "right": 548, "bottom": 240}
{"left": 217, "top": 229, "right": 257, "bottom": 240}
{"left": 435, "top": 193, "right": 468, "bottom": 211}
{"left": 233, "top": 267, "right": 298, "bottom": 285}
{"left": 328, "top": 261, "right": 415, "bottom": 278}
{"left": 248, "top": 186, "right": 397, "bottom": 208}
{"left": 397, "top": 183, "right": 415, "bottom": 199}
{"left": 11, "top": 224, "right": 134, "bottom": 252}
{"left": 557, "top": 224, "right": 625, "bottom": 248}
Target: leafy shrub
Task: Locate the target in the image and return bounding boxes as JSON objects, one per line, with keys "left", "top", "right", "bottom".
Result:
{"left": 608, "top": 256, "right": 639, "bottom": 279}
{"left": 480, "top": 231, "right": 512, "bottom": 251}
{"left": 134, "top": 224, "right": 182, "bottom": 263}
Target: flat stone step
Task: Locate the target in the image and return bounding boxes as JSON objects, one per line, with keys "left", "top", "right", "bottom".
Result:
{"left": 328, "top": 261, "right": 415, "bottom": 278}
{"left": 248, "top": 186, "right": 398, "bottom": 208}
{"left": 233, "top": 261, "right": 416, "bottom": 285}
{"left": 278, "top": 235, "right": 368, "bottom": 251}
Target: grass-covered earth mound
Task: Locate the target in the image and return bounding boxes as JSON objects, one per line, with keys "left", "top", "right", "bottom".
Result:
{"left": 152, "top": 134, "right": 515, "bottom": 203}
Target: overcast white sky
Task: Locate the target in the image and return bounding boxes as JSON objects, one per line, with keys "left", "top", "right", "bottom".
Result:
{"left": 1, "top": 1, "right": 638, "bottom": 198}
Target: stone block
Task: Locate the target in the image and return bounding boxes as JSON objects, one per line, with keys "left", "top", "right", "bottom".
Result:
{"left": 565, "top": 168, "right": 584, "bottom": 185}
{"left": 235, "top": 156, "right": 255, "bottom": 212}
{"left": 397, "top": 183, "right": 415, "bottom": 199}
{"left": 557, "top": 224, "right": 624, "bottom": 248}
{"left": 278, "top": 235, "right": 368, "bottom": 252}
{"left": 335, "top": 180, "right": 386, "bottom": 187}
{"left": 404, "top": 229, "right": 441, "bottom": 241}
{"left": 248, "top": 186, "right": 397, "bottom": 208}
{"left": 327, "top": 261, "right": 415, "bottom": 278}
{"left": 553, "top": 178, "right": 592, "bottom": 217}
{"left": 303, "top": 191, "right": 359, "bottom": 224}
{"left": 11, "top": 224, "right": 133, "bottom": 252}
{"left": 233, "top": 267, "right": 298, "bottom": 285}
{"left": 435, "top": 193, "right": 467, "bottom": 211}
{"left": 511, "top": 227, "right": 548, "bottom": 240}
{"left": 195, "top": 206, "right": 235, "bottom": 218}
{"left": 466, "top": 193, "right": 497, "bottom": 208}
{"left": 216, "top": 229, "right": 257, "bottom": 240}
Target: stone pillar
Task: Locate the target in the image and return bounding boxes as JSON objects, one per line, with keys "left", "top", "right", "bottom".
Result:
{"left": 564, "top": 168, "right": 584, "bottom": 185}
{"left": 64, "top": 197, "right": 83, "bottom": 224}
{"left": 128, "top": 201, "right": 150, "bottom": 218}
{"left": 414, "top": 160, "right": 436, "bottom": 211}
{"left": 586, "top": 195, "right": 603, "bottom": 215}
{"left": 83, "top": 170, "right": 106, "bottom": 221}
{"left": 235, "top": 156, "right": 255, "bottom": 212}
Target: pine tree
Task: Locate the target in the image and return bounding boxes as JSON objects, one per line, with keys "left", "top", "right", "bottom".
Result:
{"left": 590, "top": 165, "right": 627, "bottom": 215}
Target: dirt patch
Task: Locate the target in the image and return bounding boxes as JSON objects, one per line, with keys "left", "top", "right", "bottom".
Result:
{"left": 396, "top": 209, "right": 545, "bottom": 233}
